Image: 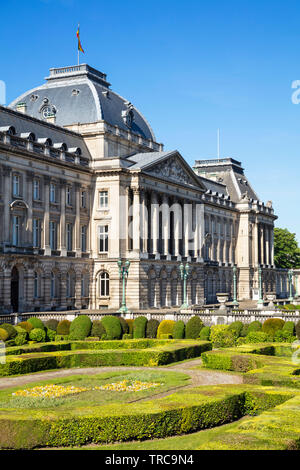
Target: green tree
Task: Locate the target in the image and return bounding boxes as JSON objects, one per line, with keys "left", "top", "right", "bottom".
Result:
{"left": 274, "top": 228, "right": 300, "bottom": 268}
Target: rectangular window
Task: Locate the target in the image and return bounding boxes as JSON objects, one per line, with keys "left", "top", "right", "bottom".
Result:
{"left": 12, "top": 215, "right": 20, "bottom": 246}
{"left": 99, "top": 225, "right": 108, "bottom": 253}
{"left": 33, "top": 179, "right": 40, "bottom": 200}
{"left": 66, "top": 186, "right": 72, "bottom": 206}
{"left": 50, "top": 183, "right": 56, "bottom": 203}
{"left": 49, "top": 221, "right": 57, "bottom": 250}
{"left": 99, "top": 190, "right": 108, "bottom": 209}
{"left": 50, "top": 273, "right": 56, "bottom": 299}
{"left": 33, "top": 218, "right": 41, "bottom": 248}
{"left": 81, "top": 190, "right": 86, "bottom": 208}
{"left": 12, "top": 174, "right": 20, "bottom": 197}
{"left": 66, "top": 223, "right": 73, "bottom": 251}
{"left": 81, "top": 225, "right": 87, "bottom": 252}
{"left": 34, "top": 272, "right": 39, "bottom": 299}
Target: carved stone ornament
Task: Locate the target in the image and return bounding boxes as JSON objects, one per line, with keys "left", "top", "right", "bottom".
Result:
{"left": 148, "top": 157, "right": 195, "bottom": 186}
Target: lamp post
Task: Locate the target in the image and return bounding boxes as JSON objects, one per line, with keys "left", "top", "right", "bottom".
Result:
{"left": 117, "top": 258, "right": 130, "bottom": 314}
{"left": 180, "top": 262, "right": 190, "bottom": 309}
{"left": 232, "top": 265, "right": 239, "bottom": 307}
{"left": 288, "top": 269, "right": 294, "bottom": 302}
{"left": 257, "top": 266, "right": 264, "bottom": 307}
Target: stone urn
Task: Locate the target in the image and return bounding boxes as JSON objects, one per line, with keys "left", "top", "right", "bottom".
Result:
{"left": 266, "top": 293, "right": 277, "bottom": 309}
{"left": 216, "top": 293, "right": 229, "bottom": 311}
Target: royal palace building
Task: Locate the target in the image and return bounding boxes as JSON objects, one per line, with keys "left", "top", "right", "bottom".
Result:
{"left": 0, "top": 64, "right": 288, "bottom": 313}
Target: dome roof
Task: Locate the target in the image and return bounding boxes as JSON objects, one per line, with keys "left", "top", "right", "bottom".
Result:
{"left": 9, "top": 64, "right": 155, "bottom": 141}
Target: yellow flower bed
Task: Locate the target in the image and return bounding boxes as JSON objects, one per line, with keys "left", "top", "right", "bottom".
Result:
{"left": 11, "top": 380, "right": 161, "bottom": 399}
{"left": 12, "top": 384, "right": 89, "bottom": 398}
{"left": 95, "top": 380, "right": 161, "bottom": 392}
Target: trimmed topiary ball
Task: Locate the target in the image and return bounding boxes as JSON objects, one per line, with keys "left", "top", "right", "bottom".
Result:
{"left": 15, "top": 331, "right": 27, "bottom": 346}
{"left": 27, "top": 317, "right": 44, "bottom": 330}
{"left": 57, "top": 320, "right": 71, "bottom": 336}
{"left": 29, "top": 328, "right": 46, "bottom": 342}
{"left": 210, "top": 325, "right": 235, "bottom": 348}
{"left": 248, "top": 321, "right": 262, "bottom": 333}
{"left": 240, "top": 324, "right": 249, "bottom": 337}
{"left": 283, "top": 321, "right": 295, "bottom": 336}
{"left": 17, "top": 321, "right": 33, "bottom": 333}
{"left": 46, "top": 328, "right": 56, "bottom": 342}
{"left": 0, "top": 323, "right": 17, "bottom": 339}
{"left": 173, "top": 320, "right": 185, "bottom": 339}
{"left": 0, "top": 328, "right": 8, "bottom": 342}
{"left": 101, "top": 316, "right": 122, "bottom": 340}
{"left": 146, "top": 319, "right": 160, "bottom": 339}
{"left": 133, "top": 316, "right": 148, "bottom": 339}
{"left": 262, "top": 318, "right": 285, "bottom": 338}
{"left": 199, "top": 326, "right": 211, "bottom": 341}
{"left": 119, "top": 317, "right": 129, "bottom": 335}
{"left": 45, "top": 319, "right": 59, "bottom": 332}
{"left": 91, "top": 320, "right": 106, "bottom": 339}
{"left": 69, "top": 315, "right": 92, "bottom": 340}
{"left": 185, "top": 316, "right": 203, "bottom": 339}
{"left": 245, "top": 331, "right": 269, "bottom": 343}
{"left": 228, "top": 321, "right": 244, "bottom": 339}
{"left": 157, "top": 320, "right": 176, "bottom": 339}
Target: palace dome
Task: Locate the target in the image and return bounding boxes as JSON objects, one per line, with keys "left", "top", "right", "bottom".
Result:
{"left": 9, "top": 64, "right": 155, "bottom": 141}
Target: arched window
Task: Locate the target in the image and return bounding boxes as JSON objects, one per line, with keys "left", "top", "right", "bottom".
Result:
{"left": 66, "top": 272, "right": 75, "bottom": 298}
{"left": 99, "top": 272, "right": 109, "bottom": 297}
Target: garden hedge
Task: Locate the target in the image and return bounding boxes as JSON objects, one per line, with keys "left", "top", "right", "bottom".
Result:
{"left": 56, "top": 320, "right": 71, "bottom": 336}
{"left": 69, "top": 315, "right": 92, "bottom": 340}
{"left": 173, "top": 320, "right": 185, "bottom": 339}
{"left": 101, "top": 316, "right": 122, "bottom": 340}
{"left": 0, "top": 324, "right": 17, "bottom": 339}
{"left": 185, "top": 316, "right": 203, "bottom": 339}
{"left": 44, "top": 319, "right": 59, "bottom": 332}
{"left": 27, "top": 317, "right": 44, "bottom": 330}
{"left": 91, "top": 320, "right": 106, "bottom": 339}
{"left": 157, "top": 320, "right": 176, "bottom": 339}
{"left": 0, "top": 384, "right": 292, "bottom": 449}
{"left": 146, "top": 319, "right": 160, "bottom": 339}
{"left": 133, "top": 316, "right": 148, "bottom": 339}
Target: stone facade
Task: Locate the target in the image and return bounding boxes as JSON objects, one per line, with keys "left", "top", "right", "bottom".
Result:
{"left": 0, "top": 64, "right": 286, "bottom": 313}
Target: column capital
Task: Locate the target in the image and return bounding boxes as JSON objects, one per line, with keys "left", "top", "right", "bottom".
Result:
{"left": 132, "top": 186, "right": 140, "bottom": 195}
{"left": 26, "top": 170, "right": 35, "bottom": 181}
{"left": 2, "top": 165, "right": 11, "bottom": 177}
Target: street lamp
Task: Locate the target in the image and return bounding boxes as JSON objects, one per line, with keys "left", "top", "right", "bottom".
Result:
{"left": 180, "top": 262, "right": 190, "bottom": 309}
{"left": 288, "top": 269, "right": 294, "bottom": 302}
{"left": 117, "top": 258, "right": 130, "bottom": 314}
{"left": 232, "top": 265, "right": 239, "bottom": 307}
{"left": 257, "top": 266, "right": 264, "bottom": 307}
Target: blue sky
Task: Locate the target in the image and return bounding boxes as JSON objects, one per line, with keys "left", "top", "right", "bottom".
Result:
{"left": 1, "top": 0, "right": 300, "bottom": 242}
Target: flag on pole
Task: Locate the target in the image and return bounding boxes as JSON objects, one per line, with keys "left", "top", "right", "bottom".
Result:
{"left": 76, "top": 25, "right": 84, "bottom": 53}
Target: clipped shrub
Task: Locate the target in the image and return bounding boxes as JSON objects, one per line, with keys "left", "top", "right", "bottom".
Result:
{"left": 45, "top": 319, "right": 59, "bottom": 332}
{"left": 119, "top": 317, "right": 129, "bottom": 335}
{"left": 91, "top": 320, "right": 106, "bottom": 339}
{"left": 0, "top": 323, "right": 17, "bottom": 339}
{"left": 57, "top": 320, "right": 71, "bottom": 336}
{"left": 245, "top": 331, "right": 269, "bottom": 343}
{"left": 210, "top": 325, "right": 235, "bottom": 348}
{"left": 146, "top": 319, "right": 160, "bottom": 339}
{"left": 17, "top": 321, "right": 33, "bottom": 333}
{"left": 262, "top": 318, "right": 285, "bottom": 338}
{"left": 69, "top": 315, "right": 92, "bottom": 341}
{"left": 0, "top": 328, "right": 8, "bottom": 342}
{"left": 133, "top": 316, "right": 148, "bottom": 339}
{"left": 274, "top": 329, "right": 295, "bottom": 343}
{"left": 55, "top": 335, "right": 69, "bottom": 342}
{"left": 46, "top": 328, "right": 56, "bottom": 342}
{"left": 157, "top": 320, "right": 176, "bottom": 339}
{"left": 240, "top": 324, "right": 249, "bottom": 337}
{"left": 296, "top": 321, "right": 300, "bottom": 340}
{"left": 173, "top": 320, "right": 185, "bottom": 339}
{"left": 123, "top": 334, "right": 132, "bottom": 340}
{"left": 248, "top": 321, "right": 262, "bottom": 333}
{"left": 126, "top": 319, "right": 134, "bottom": 335}
{"left": 27, "top": 317, "right": 44, "bottom": 330}
{"left": 199, "top": 326, "right": 211, "bottom": 341}
{"left": 228, "top": 321, "right": 244, "bottom": 339}
{"left": 101, "top": 316, "right": 122, "bottom": 340}
{"left": 185, "top": 316, "right": 203, "bottom": 339}
{"left": 29, "top": 328, "right": 46, "bottom": 343}
{"left": 283, "top": 321, "right": 295, "bottom": 336}
{"left": 15, "top": 331, "right": 27, "bottom": 346}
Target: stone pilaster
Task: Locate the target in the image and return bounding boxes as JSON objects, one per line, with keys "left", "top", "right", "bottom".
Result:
{"left": 59, "top": 179, "right": 67, "bottom": 256}
{"left": 74, "top": 182, "right": 81, "bottom": 257}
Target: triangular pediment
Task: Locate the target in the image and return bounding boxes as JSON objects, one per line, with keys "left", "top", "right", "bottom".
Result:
{"left": 143, "top": 152, "right": 206, "bottom": 190}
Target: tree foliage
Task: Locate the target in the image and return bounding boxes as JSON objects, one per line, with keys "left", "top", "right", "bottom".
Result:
{"left": 274, "top": 228, "right": 300, "bottom": 268}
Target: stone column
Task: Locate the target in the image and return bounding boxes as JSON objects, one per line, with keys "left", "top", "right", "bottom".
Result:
{"left": 270, "top": 227, "right": 274, "bottom": 266}
{"left": 166, "top": 280, "right": 172, "bottom": 307}
{"left": 183, "top": 200, "right": 191, "bottom": 259}
{"left": 162, "top": 194, "right": 170, "bottom": 258}
{"left": 75, "top": 270, "right": 82, "bottom": 309}
{"left": 26, "top": 171, "right": 34, "bottom": 246}
{"left": 140, "top": 189, "right": 148, "bottom": 256}
{"left": 43, "top": 175, "right": 51, "bottom": 255}
{"left": 260, "top": 224, "right": 264, "bottom": 265}
{"left": 253, "top": 220, "right": 259, "bottom": 266}
{"left": 132, "top": 187, "right": 140, "bottom": 254}
{"left": 74, "top": 182, "right": 81, "bottom": 257}
{"left": 265, "top": 226, "right": 270, "bottom": 266}
{"left": 3, "top": 166, "right": 11, "bottom": 244}
{"left": 26, "top": 266, "right": 35, "bottom": 311}
{"left": 173, "top": 198, "right": 181, "bottom": 259}
{"left": 154, "top": 278, "right": 161, "bottom": 308}
{"left": 151, "top": 191, "right": 159, "bottom": 258}
{"left": 59, "top": 179, "right": 67, "bottom": 256}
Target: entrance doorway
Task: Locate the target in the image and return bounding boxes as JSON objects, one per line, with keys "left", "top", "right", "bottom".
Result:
{"left": 11, "top": 267, "right": 19, "bottom": 312}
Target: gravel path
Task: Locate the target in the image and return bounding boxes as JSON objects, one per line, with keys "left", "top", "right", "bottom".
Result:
{"left": 0, "top": 358, "right": 242, "bottom": 395}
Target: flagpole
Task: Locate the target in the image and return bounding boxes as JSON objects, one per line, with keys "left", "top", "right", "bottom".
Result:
{"left": 77, "top": 23, "right": 80, "bottom": 66}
